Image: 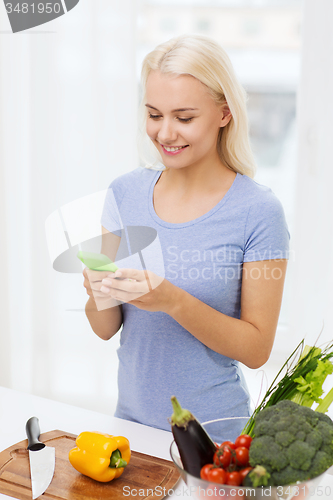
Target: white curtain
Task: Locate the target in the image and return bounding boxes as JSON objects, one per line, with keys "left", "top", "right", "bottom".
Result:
{"left": 288, "top": 0, "right": 333, "bottom": 353}
{"left": 0, "top": 0, "right": 137, "bottom": 414}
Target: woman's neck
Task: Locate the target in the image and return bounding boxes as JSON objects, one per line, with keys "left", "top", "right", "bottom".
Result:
{"left": 158, "top": 160, "right": 236, "bottom": 197}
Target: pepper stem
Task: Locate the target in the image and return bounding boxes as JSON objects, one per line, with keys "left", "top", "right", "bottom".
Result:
{"left": 170, "top": 396, "right": 193, "bottom": 427}
{"left": 109, "top": 449, "right": 127, "bottom": 468}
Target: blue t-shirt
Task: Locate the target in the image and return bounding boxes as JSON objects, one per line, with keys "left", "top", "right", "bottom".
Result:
{"left": 101, "top": 167, "right": 290, "bottom": 441}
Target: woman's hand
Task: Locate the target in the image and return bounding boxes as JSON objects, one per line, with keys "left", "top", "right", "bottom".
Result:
{"left": 83, "top": 267, "right": 120, "bottom": 310}
{"left": 100, "top": 268, "right": 176, "bottom": 313}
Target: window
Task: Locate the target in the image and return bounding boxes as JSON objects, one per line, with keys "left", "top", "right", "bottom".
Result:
{"left": 137, "top": 0, "right": 304, "bottom": 328}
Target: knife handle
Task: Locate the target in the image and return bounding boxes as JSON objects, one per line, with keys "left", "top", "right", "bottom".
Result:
{"left": 26, "top": 417, "right": 45, "bottom": 451}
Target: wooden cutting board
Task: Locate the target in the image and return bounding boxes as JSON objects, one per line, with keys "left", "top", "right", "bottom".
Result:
{"left": 0, "top": 430, "right": 180, "bottom": 500}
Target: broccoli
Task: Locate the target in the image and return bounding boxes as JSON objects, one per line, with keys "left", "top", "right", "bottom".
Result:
{"left": 247, "top": 400, "right": 333, "bottom": 486}
{"left": 243, "top": 465, "right": 272, "bottom": 488}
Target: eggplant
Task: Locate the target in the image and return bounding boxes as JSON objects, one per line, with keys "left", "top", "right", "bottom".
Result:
{"left": 170, "top": 396, "right": 217, "bottom": 478}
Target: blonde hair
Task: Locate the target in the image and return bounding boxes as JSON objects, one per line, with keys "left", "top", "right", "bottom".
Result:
{"left": 138, "top": 34, "right": 257, "bottom": 178}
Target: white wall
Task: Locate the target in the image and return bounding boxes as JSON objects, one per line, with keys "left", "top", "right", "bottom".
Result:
{"left": 0, "top": 0, "right": 137, "bottom": 414}
{"left": 288, "top": 0, "right": 333, "bottom": 349}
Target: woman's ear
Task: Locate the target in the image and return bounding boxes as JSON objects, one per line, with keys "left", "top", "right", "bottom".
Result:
{"left": 220, "top": 103, "right": 232, "bottom": 127}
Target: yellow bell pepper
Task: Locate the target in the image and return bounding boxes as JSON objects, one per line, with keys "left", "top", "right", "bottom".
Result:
{"left": 68, "top": 431, "right": 131, "bottom": 482}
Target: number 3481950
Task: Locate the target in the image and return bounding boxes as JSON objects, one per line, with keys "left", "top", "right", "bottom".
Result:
{"left": 5, "top": 3, "right": 62, "bottom": 14}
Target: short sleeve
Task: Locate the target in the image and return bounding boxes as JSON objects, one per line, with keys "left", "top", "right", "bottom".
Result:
{"left": 243, "top": 193, "right": 290, "bottom": 262}
{"left": 100, "top": 178, "right": 126, "bottom": 235}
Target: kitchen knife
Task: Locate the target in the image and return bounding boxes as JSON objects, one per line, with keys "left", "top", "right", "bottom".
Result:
{"left": 26, "top": 417, "right": 56, "bottom": 499}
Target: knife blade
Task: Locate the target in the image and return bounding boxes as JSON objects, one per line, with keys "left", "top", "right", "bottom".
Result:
{"left": 26, "top": 417, "right": 55, "bottom": 499}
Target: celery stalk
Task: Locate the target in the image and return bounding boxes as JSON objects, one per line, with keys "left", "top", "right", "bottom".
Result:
{"left": 315, "top": 387, "right": 333, "bottom": 413}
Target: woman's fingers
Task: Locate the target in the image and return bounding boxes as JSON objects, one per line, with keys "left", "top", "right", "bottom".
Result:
{"left": 112, "top": 269, "right": 163, "bottom": 290}
{"left": 83, "top": 267, "right": 117, "bottom": 296}
{"left": 108, "top": 287, "right": 143, "bottom": 303}
{"left": 82, "top": 267, "right": 164, "bottom": 309}
{"left": 84, "top": 267, "right": 115, "bottom": 282}
{"left": 81, "top": 267, "right": 122, "bottom": 310}
{"left": 113, "top": 268, "right": 146, "bottom": 281}
{"left": 101, "top": 277, "right": 149, "bottom": 294}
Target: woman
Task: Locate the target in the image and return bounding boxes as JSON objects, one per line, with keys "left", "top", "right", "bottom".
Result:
{"left": 83, "top": 35, "right": 289, "bottom": 439}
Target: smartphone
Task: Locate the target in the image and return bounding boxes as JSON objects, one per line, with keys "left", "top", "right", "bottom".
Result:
{"left": 77, "top": 250, "right": 118, "bottom": 272}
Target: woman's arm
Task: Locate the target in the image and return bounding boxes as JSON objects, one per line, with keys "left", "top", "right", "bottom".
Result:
{"left": 168, "top": 259, "right": 288, "bottom": 369}
{"left": 84, "top": 226, "right": 123, "bottom": 340}
{"left": 85, "top": 295, "right": 122, "bottom": 341}
{"left": 100, "top": 259, "right": 288, "bottom": 367}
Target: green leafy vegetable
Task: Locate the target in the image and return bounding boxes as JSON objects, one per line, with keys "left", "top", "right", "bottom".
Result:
{"left": 242, "top": 339, "right": 333, "bottom": 437}
{"left": 291, "top": 345, "right": 333, "bottom": 407}
{"left": 316, "top": 387, "right": 333, "bottom": 413}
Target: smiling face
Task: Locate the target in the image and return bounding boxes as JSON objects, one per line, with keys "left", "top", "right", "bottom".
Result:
{"left": 145, "top": 70, "right": 232, "bottom": 171}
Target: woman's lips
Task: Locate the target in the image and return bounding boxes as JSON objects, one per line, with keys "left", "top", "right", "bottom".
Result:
{"left": 160, "top": 144, "right": 189, "bottom": 156}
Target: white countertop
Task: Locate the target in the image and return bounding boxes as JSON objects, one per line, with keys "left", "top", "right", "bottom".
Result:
{"left": 0, "top": 386, "right": 332, "bottom": 500}
{"left": 0, "top": 386, "right": 189, "bottom": 499}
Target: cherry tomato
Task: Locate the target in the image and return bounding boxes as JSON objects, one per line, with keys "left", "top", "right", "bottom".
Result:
{"left": 239, "top": 466, "right": 253, "bottom": 484}
{"left": 234, "top": 434, "right": 252, "bottom": 449}
{"left": 214, "top": 445, "right": 232, "bottom": 468}
{"left": 235, "top": 446, "right": 249, "bottom": 467}
{"left": 220, "top": 440, "right": 236, "bottom": 450}
{"left": 207, "top": 467, "right": 227, "bottom": 484}
{"left": 226, "top": 471, "right": 242, "bottom": 486}
{"left": 200, "top": 464, "right": 214, "bottom": 480}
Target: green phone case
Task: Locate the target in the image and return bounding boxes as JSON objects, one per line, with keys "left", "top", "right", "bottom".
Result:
{"left": 77, "top": 250, "right": 118, "bottom": 272}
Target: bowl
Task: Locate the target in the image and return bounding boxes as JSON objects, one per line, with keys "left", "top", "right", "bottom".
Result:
{"left": 170, "top": 417, "right": 331, "bottom": 500}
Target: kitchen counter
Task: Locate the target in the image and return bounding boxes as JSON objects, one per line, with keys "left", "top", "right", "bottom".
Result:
{"left": 0, "top": 386, "right": 332, "bottom": 500}
{"left": 0, "top": 386, "right": 187, "bottom": 499}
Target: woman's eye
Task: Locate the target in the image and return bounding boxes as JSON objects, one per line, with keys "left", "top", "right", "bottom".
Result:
{"left": 177, "top": 117, "right": 193, "bottom": 123}
{"left": 147, "top": 113, "right": 193, "bottom": 123}
{"left": 148, "top": 113, "right": 161, "bottom": 120}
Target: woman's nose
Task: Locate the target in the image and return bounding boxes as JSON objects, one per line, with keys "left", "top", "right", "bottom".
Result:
{"left": 157, "top": 119, "right": 177, "bottom": 143}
